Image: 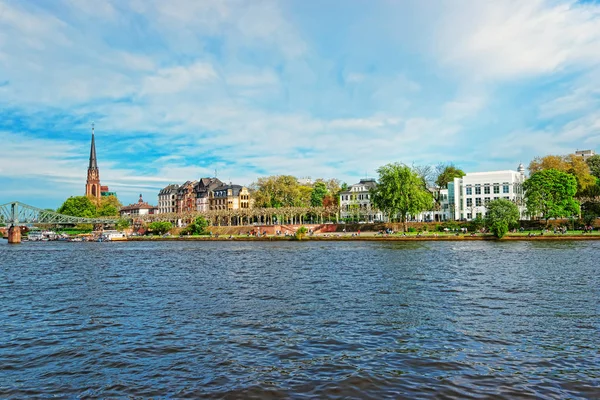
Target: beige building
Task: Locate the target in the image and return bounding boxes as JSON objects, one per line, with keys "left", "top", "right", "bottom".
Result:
{"left": 209, "top": 184, "right": 251, "bottom": 211}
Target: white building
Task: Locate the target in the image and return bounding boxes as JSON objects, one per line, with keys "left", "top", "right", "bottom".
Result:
{"left": 120, "top": 194, "right": 158, "bottom": 217}
{"left": 419, "top": 188, "right": 450, "bottom": 222}
{"left": 339, "top": 178, "right": 384, "bottom": 222}
{"left": 157, "top": 184, "right": 179, "bottom": 214}
{"left": 448, "top": 164, "right": 526, "bottom": 221}
{"left": 575, "top": 149, "right": 596, "bottom": 160}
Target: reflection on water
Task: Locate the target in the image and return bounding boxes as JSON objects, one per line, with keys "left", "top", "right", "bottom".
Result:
{"left": 0, "top": 241, "right": 599, "bottom": 398}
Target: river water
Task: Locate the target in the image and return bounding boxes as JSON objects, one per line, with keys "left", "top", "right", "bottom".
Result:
{"left": 0, "top": 240, "right": 598, "bottom": 398}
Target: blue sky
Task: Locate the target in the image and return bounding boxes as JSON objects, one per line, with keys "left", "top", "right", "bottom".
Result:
{"left": 1, "top": 0, "right": 600, "bottom": 209}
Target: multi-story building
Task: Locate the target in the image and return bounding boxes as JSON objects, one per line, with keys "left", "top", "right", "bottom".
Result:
{"left": 575, "top": 149, "right": 596, "bottom": 160}
{"left": 339, "top": 178, "right": 383, "bottom": 222}
{"left": 120, "top": 194, "right": 158, "bottom": 217}
{"left": 209, "top": 184, "right": 251, "bottom": 211}
{"left": 176, "top": 180, "right": 197, "bottom": 213}
{"left": 158, "top": 184, "right": 179, "bottom": 214}
{"left": 194, "top": 177, "right": 223, "bottom": 212}
{"left": 448, "top": 164, "right": 526, "bottom": 221}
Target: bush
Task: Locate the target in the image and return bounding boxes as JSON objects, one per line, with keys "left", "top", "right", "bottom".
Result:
{"left": 184, "top": 216, "right": 209, "bottom": 235}
{"left": 468, "top": 217, "right": 485, "bottom": 232}
{"left": 295, "top": 226, "right": 308, "bottom": 240}
{"left": 148, "top": 221, "right": 172, "bottom": 235}
{"left": 407, "top": 227, "right": 416, "bottom": 233}
{"left": 490, "top": 220, "right": 509, "bottom": 239}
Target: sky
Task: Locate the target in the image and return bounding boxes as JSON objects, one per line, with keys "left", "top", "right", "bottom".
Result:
{"left": 1, "top": 0, "right": 600, "bottom": 209}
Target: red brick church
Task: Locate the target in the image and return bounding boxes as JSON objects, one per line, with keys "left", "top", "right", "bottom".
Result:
{"left": 85, "top": 124, "right": 114, "bottom": 200}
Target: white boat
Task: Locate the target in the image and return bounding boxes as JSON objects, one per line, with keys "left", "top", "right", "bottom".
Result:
{"left": 100, "top": 230, "right": 126, "bottom": 241}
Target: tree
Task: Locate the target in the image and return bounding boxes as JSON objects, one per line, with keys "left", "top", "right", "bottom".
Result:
{"left": 371, "top": 163, "right": 434, "bottom": 232}
{"left": 185, "top": 216, "right": 209, "bottom": 235}
{"left": 433, "top": 163, "right": 465, "bottom": 207}
{"left": 523, "top": 169, "right": 579, "bottom": 221}
{"left": 116, "top": 219, "right": 130, "bottom": 231}
{"left": 529, "top": 154, "right": 595, "bottom": 192}
{"left": 57, "top": 196, "right": 97, "bottom": 218}
{"left": 97, "top": 195, "right": 122, "bottom": 217}
{"left": 310, "top": 181, "right": 328, "bottom": 207}
{"left": 486, "top": 199, "right": 520, "bottom": 238}
{"left": 250, "top": 175, "right": 305, "bottom": 208}
{"left": 148, "top": 221, "right": 172, "bottom": 235}
{"left": 586, "top": 154, "right": 600, "bottom": 180}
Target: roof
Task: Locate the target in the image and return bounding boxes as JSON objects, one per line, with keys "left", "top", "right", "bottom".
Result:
{"left": 88, "top": 131, "right": 98, "bottom": 170}
{"left": 120, "top": 194, "right": 157, "bottom": 211}
{"left": 212, "top": 184, "right": 245, "bottom": 197}
{"left": 159, "top": 184, "right": 180, "bottom": 195}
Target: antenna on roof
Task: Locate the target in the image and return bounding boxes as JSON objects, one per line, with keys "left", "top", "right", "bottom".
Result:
{"left": 215, "top": 169, "right": 217, "bottom": 178}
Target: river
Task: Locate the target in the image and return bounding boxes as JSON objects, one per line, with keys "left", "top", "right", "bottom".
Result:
{"left": 0, "top": 240, "right": 598, "bottom": 398}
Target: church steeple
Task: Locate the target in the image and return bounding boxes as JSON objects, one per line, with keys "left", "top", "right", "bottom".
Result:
{"left": 89, "top": 123, "right": 98, "bottom": 170}
{"left": 85, "top": 123, "right": 101, "bottom": 200}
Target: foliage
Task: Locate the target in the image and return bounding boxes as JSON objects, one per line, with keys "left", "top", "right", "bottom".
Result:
{"left": 97, "top": 195, "right": 122, "bottom": 217}
{"left": 148, "top": 221, "right": 172, "bottom": 235}
{"left": 250, "top": 175, "right": 309, "bottom": 208}
{"left": 438, "top": 220, "right": 460, "bottom": 232}
{"left": 295, "top": 226, "right": 308, "bottom": 240}
{"left": 371, "top": 163, "right": 434, "bottom": 232}
{"left": 116, "top": 219, "right": 130, "bottom": 231}
{"left": 523, "top": 169, "right": 579, "bottom": 220}
{"left": 468, "top": 217, "right": 485, "bottom": 232}
{"left": 485, "top": 199, "right": 520, "bottom": 238}
{"left": 74, "top": 223, "right": 94, "bottom": 231}
{"left": 586, "top": 155, "right": 600, "bottom": 180}
{"left": 57, "top": 196, "right": 97, "bottom": 218}
{"left": 529, "top": 154, "right": 596, "bottom": 192}
{"left": 185, "top": 216, "right": 209, "bottom": 235}
{"left": 310, "top": 181, "right": 329, "bottom": 207}
{"left": 435, "top": 164, "right": 466, "bottom": 189}
{"left": 489, "top": 220, "right": 509, "bottom": 239}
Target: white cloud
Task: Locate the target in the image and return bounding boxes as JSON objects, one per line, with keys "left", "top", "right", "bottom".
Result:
{"left": 431, "top": 0, "right": 600, "bottom": 79}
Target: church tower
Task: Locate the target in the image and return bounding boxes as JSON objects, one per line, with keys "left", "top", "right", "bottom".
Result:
{"left": 85, "top": 123, "right": 102, "bottom": 201}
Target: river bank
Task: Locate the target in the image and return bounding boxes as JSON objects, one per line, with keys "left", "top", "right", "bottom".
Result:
{"left": 126, "top": 233, "right": 600, "bottom": 241}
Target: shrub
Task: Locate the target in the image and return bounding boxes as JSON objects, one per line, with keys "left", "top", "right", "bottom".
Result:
{"left": 295, "top": 226, "right": 308, "bottom": 240}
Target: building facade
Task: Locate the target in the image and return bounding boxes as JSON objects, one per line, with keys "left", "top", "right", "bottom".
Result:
{"left": 575, "top": 149, "right": 596, "bottom": 160}
{"left": 448, "top": 164, "right": 526, "bottom": 221}
{"left": 158, "top": 184, "right": 180, "bottom": 214}
{"left": 194, "top": 177, "right": 223, "bottom": 212}
{"left": 339, "top": 178, "right": 383, "bottom": 222}
{"left": 120, "top": 194, "right": 158, "bottom": 217}
{"left": 176, "top": 181, "right": 197, "bottom": 213}
{"left": 209, "top": 184, "right": 251, "bottom": 211}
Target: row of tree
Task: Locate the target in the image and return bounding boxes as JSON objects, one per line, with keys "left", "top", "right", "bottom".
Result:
{"left": 57, "top": 195, "right": 122, "bottom": 218}
{"left": 250, "top": 176, "right": 342, "bottom": 208}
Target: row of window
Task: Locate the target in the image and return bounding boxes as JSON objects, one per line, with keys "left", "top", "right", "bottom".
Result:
{"left": 466, "top": 185, "right": 510, "bottom": 195}
{"left": 465, "top": 196, "right": 511, "bottom": 207}
{"left": 341, "top": 194, "right": 371, "bottom": 201}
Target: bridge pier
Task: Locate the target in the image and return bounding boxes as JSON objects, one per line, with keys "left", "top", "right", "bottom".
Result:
{"left": 8, "top": 225, "right": 22, "bottom": 244}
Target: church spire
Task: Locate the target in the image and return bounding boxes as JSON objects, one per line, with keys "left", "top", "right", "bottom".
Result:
{"left": 89, "top": 123, "right": 98, "bottom": 170}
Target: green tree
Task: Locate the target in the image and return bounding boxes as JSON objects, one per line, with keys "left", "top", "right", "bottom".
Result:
{"left": 586, "top": 154, "right": 600, "bottom": 180}
{"left": 523, "top": 169, "right": 579, "bottom": 221}
{"left": 57, "top": 196, "right": 97, "bottom": 218}
{"left": 97, "top": 195, "right": 122, "bottom": 217}
{"left": 310, "top": 181, "right": 328, "bottom": 207}
{"left": 148, "top": 221, "right": 172, "bottom": 235}
{"left": 486, "top": 199, "right": 520, "bottom": 238}
{"left": 371, "top": 163, "right": 434, "bottom": 232}
{"left": 295, "top": 226, "right": 308, "bottom": 240}
{"left": 116, "top": 219, "right": 130, "bottom": 231}
{"left": 435, "top": 164, "right": 466, "bottom": 189}
{"left": 529, "top": 154, "right": 596, "bottom": 192}
{"left": 185, "top": 216, "right": 209, "bottom": 235}
{"left": 250, "top": 175, "right": 304, "bottom": 208}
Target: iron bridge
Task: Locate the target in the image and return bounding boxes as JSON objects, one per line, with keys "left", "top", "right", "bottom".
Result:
{"left": 0, "top": 202, "right": 118, "bottom": 226}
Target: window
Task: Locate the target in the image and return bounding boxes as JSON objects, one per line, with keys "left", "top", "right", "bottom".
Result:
{"left": 475, "top": 186, "right": 481, "bottom": 195}
{"left": 484, "top": 186, "right": 490, "bottom": 194}
{"left": 503, "top": 185, "right": 509, "bottom": 193}
{"left": 476, "top": 198, "right": 482, "bottom": 206}
{"left": 466, "top": 187, "right": 472, "bottom": 195}
{"left": 484, "top": 197, "right": 491, "bottom": 204}
{"left": 466, "top": 198, "right": 473, "bottom": 206}
{"left": 476, "top": 212, "right": 482, "bottom": 219}
{"left": 467, "top": 213, "right": 472, "bottom": 219}
{"left": 493, "top": 185, "right": 500, "bottom": 194}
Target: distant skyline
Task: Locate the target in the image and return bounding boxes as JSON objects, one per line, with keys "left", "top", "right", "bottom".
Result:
{"left": 1, "top": 0, "right": 600, "bottom": 209}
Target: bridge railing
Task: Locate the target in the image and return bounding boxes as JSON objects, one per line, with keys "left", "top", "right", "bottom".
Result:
{"left": 0, "top": 202, "right": 118, "bottom": 225}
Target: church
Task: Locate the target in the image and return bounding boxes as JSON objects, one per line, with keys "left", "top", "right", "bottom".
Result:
{"left": 85, "top": 124, "right": 116, "bottom": 200}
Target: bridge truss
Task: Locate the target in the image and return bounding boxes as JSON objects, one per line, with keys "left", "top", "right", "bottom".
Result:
{"left": 0, "top": 202, "right": 117, "bottom": 226}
